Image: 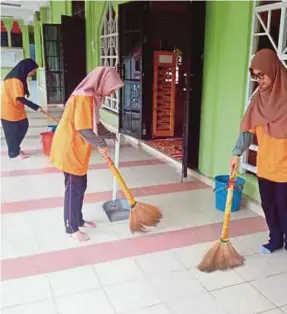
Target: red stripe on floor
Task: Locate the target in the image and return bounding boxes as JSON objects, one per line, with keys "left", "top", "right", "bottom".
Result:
{"left": 1, "top": 159, "right": 164, "bottom": 177}
{"left": 1, "top": 181, "right": 208, "bottom": 214}
{"left": 1, "top": 216, "right": 267, "bottom": 281}
{"left": 0, "top": 143, "right": 131, "bottom": 156}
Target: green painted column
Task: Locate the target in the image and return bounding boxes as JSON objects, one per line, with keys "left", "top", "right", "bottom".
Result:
{"left": 18, "top": 21, "right": 30, "bottom": 59}
{"left": 33, "top": 14, "right": 43, "bottom": 67}
{"left": 199, "top": 1, "right": 253, "bottom": 178}
{"left": 2, "top": 18, "right": 13, "bottom": 47}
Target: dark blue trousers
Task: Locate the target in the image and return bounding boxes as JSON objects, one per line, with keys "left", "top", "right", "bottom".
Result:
{"left": 1, "top": 118, "right": 29, "bottom": 158}
{"left": 64, "top": 173, "right": 87, "bottom": 234}
{"left": 258, "top": 177, "right": 287, "bottom": 248}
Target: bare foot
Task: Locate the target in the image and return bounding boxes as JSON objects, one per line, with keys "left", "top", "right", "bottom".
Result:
{"left": 20, "top": 151, "right": 29, "bottom": 159}
{"left": 70, "top": 231, "right": 90, "bottom": 242}
{"left": 80, "top": 221, "right": 97, "bottom": 229}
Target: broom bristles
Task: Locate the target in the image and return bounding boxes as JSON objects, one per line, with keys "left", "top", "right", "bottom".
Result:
{"left": 129, "top": 202, "right": 162, "bottom": 232}
{"left": 198, "top": 240, "right": 245, "bottom": 273}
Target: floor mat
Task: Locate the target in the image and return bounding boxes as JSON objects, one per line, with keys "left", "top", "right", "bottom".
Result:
{"left": 147, "top": 138, "right": 183, "bottom": 160}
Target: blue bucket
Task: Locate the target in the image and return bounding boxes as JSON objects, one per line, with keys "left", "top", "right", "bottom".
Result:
{"left": 214, "top": 175, "right": 245, "bottom": 212}
{"left": 48, "top": 125, "right": 57, "bottom": 132}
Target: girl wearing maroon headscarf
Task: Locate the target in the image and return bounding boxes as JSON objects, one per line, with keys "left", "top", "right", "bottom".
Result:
{"left": 230, "top": 49, "right": 287, "bottom": 254}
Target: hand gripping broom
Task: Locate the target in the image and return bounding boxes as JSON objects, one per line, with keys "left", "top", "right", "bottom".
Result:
{"left": 100, "top": 152, "right": 162, "bottom": 233}
{"left": 198, "top": 172, "right": 245, "bottom": 272}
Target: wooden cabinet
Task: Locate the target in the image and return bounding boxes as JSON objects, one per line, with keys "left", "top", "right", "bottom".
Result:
{"left": 152, "top": 51, "right": 176, "bottom": 138}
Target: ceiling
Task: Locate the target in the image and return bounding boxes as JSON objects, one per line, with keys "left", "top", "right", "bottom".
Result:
{"left": 0, "top": 1, "right": 49, "bottom": 24}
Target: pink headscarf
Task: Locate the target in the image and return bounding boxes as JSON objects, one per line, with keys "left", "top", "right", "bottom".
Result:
{"left": 72, "top": 66, "right": 124, "bottom": 135}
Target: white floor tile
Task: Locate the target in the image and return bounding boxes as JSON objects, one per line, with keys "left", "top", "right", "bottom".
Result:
{"left": 261, "top": 309, "right": 284, "bottom": 314}
{"left": 94, "top": 258, "right": 144, "bottom": 286}
{"left": 171, "top": 244, "right": 209, "bottom": 268}
{"left": 236, "top": 232, "right": 269, "bottom": 254}
{"left": 1, "top": 275, "right": 52, "bottom": 308}
{"left": 251, "top": 272, "right": 287, "bottom": 307}
{"left": 148, "top": 269, "right": 205, "bottom": 302}
{"left": 234, "top": 254, "right": 274, "bottom": 281}
{"left": 135, "top": 251, "right": 184, "bottom": 276}
{"left": 189, "top": 267, "right": 245, "bottom": 291}
{"left": 48, "top": 266, "right": 100, "bottom": 297}
{"left": 1, "top": 213, "right": 40, "bottom": 259}
{"left": 266, "top": 250, "right": 287, "bottom": 275}
{"left": 1, "top": 299, "right": 57, "bottom": 314}
{"left": 123, "top": 304, "right": 171, "bottom": 314}
{"left": 55, "top": 289, "right": 114, "bottom": 314}
{"left": 104, "top": 279, "right": 160, "bottom": 313}
{"left": 166, "top": 292, "right": 228, "bottom": 314}
{"left": 211, "top": 282, "right": 275, "bottom": 314}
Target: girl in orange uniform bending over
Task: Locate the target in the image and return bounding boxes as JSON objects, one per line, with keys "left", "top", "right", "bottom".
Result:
{"left": 50, "top": 67, "right": 124, "bottom": 242}
{"left": 1, "top": 59, "right": 42, "bottom": 159}
{"left": 231, "top": 49, "right": 287, "bottom": 254}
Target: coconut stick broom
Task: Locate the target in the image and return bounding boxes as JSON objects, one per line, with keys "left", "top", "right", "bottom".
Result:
{"left": 41, "top": 109, "right": 60, "bottom": 124}
{"left": 198, "top": 172, "right": 245, "bottom": 272}
{"left": 100, "top": 153, "right": 162, "bottom": 232}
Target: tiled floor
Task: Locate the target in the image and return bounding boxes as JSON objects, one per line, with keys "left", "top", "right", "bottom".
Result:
{"left": 1, "top": 84, "right": 287, "bottom": 314}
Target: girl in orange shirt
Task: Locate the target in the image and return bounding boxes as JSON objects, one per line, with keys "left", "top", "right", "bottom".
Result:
{"left": 231, "top": 49, "right": 287, "bottom": 253}
{"left": 50, "top": 67, "right": 124, "bottom": 241}
{"left": 1, "top": 59, "right": 42, "bottom": 159}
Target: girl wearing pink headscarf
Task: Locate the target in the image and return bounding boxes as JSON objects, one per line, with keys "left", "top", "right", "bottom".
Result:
{"left": 50, "top": 67, "right": 124, "bottom": 241}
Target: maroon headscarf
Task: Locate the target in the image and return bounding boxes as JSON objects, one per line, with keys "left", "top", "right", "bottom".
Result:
{"left": 241, "top": 49, "right": 287, "bottom": 138}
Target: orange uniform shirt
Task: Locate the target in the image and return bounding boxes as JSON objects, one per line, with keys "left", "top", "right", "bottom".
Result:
{"left": 252, "top": 125, "right": 287, "bottom": 183}
{"left": 49, "top": 95, "right": 94, "bottom": 176}
{"left": 1, "top": 78, "right": 27, "bottom": 121}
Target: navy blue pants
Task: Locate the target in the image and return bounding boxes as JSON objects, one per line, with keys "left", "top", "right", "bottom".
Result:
{"left": 64, "top": 173, "right": 87, "bottom": 234}
{"left": 1, "top": 118, "right": 29, "bottom": 158}
{"left": 258, "top": 177, "right": 287, "bottom": 247}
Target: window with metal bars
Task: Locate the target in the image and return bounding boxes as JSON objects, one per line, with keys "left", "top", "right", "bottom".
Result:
{"left": 100, "top": 2, "right": 119, "bottom": 113}
{"left": 242, "top": 0, "right": 287, "bottom": 175}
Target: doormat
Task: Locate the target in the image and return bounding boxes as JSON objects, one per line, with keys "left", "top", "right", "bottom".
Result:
{"left": 147, "top": 138, "right": 183, "bottom": 160}
{"left": 102, "top": 199, "right": 130, "bottom": 222}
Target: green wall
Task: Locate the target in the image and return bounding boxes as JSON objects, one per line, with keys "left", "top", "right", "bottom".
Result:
{"left": 0, "top": 19, "right": 30, "bottom": 79}
{"left": 49, "top": 1, "right": 72, "bottom": 24}
{"left": 199, "top": 1, "right": 259, "bottom": 201}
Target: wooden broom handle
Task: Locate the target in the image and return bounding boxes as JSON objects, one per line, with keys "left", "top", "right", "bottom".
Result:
{"left": 102, "top": 155, "right": 137, "bottom": 208}
{"left": 220, "top": 171, "right": 236, "bottom": 241}
{"left": 41, "top": 109, "right": 59, "bottom": 124}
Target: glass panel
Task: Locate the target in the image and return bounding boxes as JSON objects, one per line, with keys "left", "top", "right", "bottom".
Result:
{"left": 11, "top": 33, "right": 23, "bottom": 47}
{"left": 1, "top": 32, "right": 8, "bottom": 47}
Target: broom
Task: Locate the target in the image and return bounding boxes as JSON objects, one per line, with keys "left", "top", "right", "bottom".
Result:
{"left": 41, "top": 109, "right": 60, "bottom": 124}
{"left": 197, "top": 171, "right": 245, "bottom": 272}
{"left": 100, "top": 152, "right": 162, "bottom": 232}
